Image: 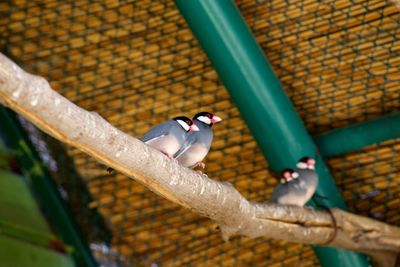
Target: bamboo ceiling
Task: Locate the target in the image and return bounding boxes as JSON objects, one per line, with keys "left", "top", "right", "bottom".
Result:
{"left": 1, "top": 0, "right": 400, "bottom": 266}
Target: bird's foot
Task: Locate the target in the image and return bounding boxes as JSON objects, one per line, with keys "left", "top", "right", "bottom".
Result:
{"left": 194, "top": 162, "right": 206, "bottom": 169}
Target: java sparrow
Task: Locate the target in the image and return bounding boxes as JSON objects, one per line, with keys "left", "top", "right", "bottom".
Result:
{"left": 270, "top": 157, "right": 318, "bottom": 206}
{"left": 140, "top": 116, "right": 199, "bottom": 158}
{"left": 174, "top": 112, "right": 222, "bottom": 168}
{"left": 107, "top": 116, "right": 198, "bottom": 173}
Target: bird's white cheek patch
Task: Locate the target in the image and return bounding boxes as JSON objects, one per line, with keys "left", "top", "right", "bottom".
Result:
{"left": 176, "top": 120, "right": 190, "bottom": 131}
{"left": 197, "top": 116, "right": 211, "bottom": 125}
{"left": 296, "top": 162, "right": 308, "bottom": 169}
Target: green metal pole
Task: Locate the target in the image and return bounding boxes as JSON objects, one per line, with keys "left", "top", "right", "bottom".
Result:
{"left": 173, "top": 1, "right": 369, "bottom": 266}
{"left": 0, "top": 106, "right": 98, "bottom": 267}
{"left": 315, "top": 113, "right": 400, "bottom": 157}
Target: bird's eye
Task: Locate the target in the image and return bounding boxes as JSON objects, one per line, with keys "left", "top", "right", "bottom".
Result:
{"left": 186, "top": 120, "right": 191, "bottom": 125}
{"left": 206, "top": 114, "right": 211, "bottom": 118}
{"left": 300, "top": 157, "right": 309, "bottom": 163}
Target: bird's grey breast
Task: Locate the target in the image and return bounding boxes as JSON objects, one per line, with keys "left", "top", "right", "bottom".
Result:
{"left": 173, "top": 122, "right": 213, "bottom": 167}
{"left": 288, "top": 179, "right": 308, "bottom": 195}
{"left": 296, "top": 169, "right": 318, "bottom": 187}
{"left": 194, "top": 121, "right": 213, "bottom": 148}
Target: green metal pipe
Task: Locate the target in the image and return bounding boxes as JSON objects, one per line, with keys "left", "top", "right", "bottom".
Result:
{"left": 0, "top": 107, "right": 98, "bottom": 267}
{"left": 315, "top": 113, "right": 400, "bottom": 157}
{"left": 173, "top": 1, "right": 369, "bottom": 266}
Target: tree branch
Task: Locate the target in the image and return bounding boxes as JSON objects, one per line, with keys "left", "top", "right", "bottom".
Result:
{"left": 0, "top": 53, "right": 399, "bottom": 264}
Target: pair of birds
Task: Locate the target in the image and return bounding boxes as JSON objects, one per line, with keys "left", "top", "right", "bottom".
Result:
{"left": 136, "top": 111, "right": 318, "bottom": 207}
{"left": 270, "top": 157, "right": 318, "bottom": 207}
{"left": 140, "top": 111, "right": 222, "bottom": 169}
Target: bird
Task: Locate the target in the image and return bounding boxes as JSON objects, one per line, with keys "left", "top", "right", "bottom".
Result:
{"left": 107, "top": 116, "right": 198, "bottom": 173}
{"left": 294, "top": 156, "right": 319, "bottom": 203}
{"left": 140, "top": 116, "right": 199, "bottom": 159}
{"left": 270, "top": 168, "right": 306, "bottom": 206}
{"left": 174, "top": 111, "right": 222, "bottom": 169}
{"left": 270, "top": 157, "right": 318, "bottom": 206}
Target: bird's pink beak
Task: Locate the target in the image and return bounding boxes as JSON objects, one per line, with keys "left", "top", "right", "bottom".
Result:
{"left": 211, "top": 115, "right": 222, "bottom": 124}
{"left": 283, "top": 171, "right": 292, "bottom": 179}
{"left": 307, "top": 158, "right": 316, "bottom": 167}
{"left": 190, "top": 124, "right": 200, "bottom": 131}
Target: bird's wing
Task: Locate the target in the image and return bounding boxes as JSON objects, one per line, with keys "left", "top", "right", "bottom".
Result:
{"left": 173, "top": 132, "right": 197, "bottom": 158}
{"left": 270, "top": 184, "right": 289, "bottom": 203}
{"left": 140, "top": 121, "right": 172, "bottom": 143}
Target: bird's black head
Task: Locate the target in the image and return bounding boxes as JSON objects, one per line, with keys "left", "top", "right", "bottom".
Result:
{"left": 297, "top": 156, "right": 316, "bottom": 170}
{"left": 173, "top": 116, "right": 199, "bottom": 132}
{"left": 193, "top": 111, "right": 222, "bottom": 126}
{"left": 280, "top": 168, "right": 299, "bottom": 184}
